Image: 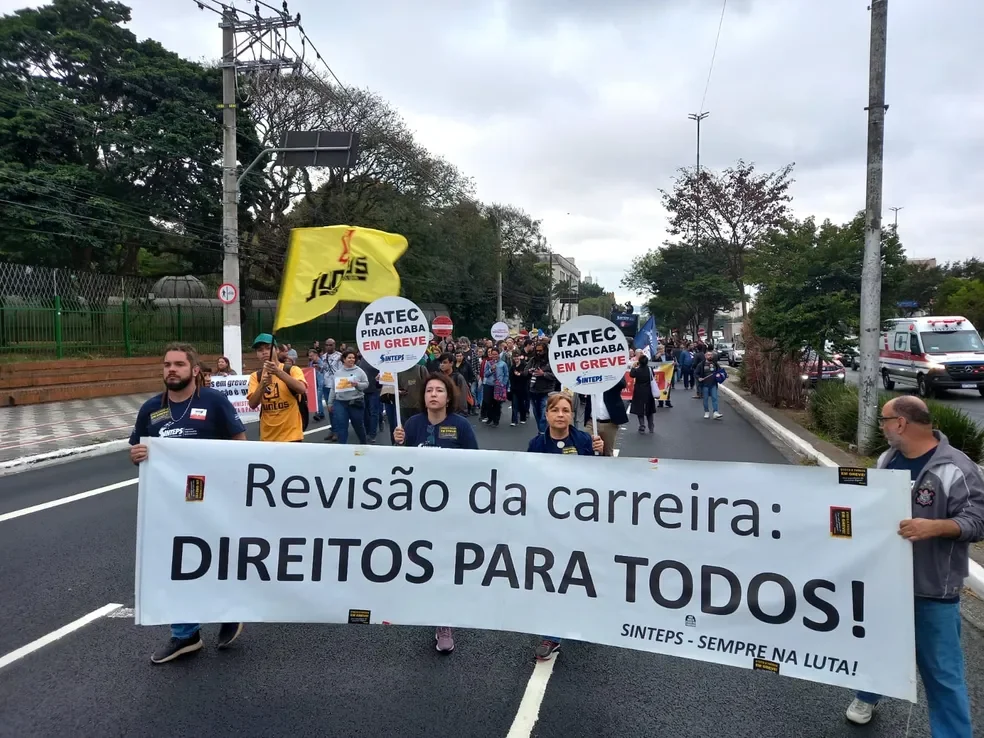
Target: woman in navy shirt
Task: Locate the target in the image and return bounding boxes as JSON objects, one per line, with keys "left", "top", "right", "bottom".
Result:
{"left": 526, "top": 392, "right": 603, "bottom": 661}
{"left": 393, "top": 372, "right": 478, "bottom": 653}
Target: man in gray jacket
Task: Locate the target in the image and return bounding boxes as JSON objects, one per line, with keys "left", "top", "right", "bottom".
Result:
{"left": 845, "top": 396, "right": 984, "bottom": 737}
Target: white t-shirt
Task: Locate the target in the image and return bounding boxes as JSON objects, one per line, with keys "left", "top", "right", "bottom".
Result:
{"left": 595, "top": 396, "right": 611, "bottom": 421}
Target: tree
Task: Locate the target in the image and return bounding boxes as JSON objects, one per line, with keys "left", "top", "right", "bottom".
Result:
{"left": 0, "top": 0, "right": 262, "bottom": 274}
{"left": 745, "top": 213, "right": 906, "bottom": 405}
{"left": 895, "top": 261, "right": 945, "bottom": 316}
{"left": 662, "top": 159, "right": 794, "bottom": 316}
{"left": 937, "top": 279, "right": 984, "bottom": 328}
{"left": 622, "top": 242, "right": 739, "bottom": 337}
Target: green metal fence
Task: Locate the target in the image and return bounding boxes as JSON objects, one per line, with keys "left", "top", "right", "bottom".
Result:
{"left": 0, "top": 262, "right": 362, "bottom": 362}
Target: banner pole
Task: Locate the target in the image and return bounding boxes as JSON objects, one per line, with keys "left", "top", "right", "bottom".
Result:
{"left": 393, "top": 379, "right": 402, "bottom": 428}
{"left": 592, "top": 394, "right": 599, "bottom": 438}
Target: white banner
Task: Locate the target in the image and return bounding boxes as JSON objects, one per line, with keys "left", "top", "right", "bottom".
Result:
{"left": 135, "top": 439, "right": 916, "bottom": 700}
{"left": 207, "top": 375, "right": 257, "bottom": 423}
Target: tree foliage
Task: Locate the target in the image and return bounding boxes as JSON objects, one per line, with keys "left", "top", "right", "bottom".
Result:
{"left": 0, "top": 0, "right": 262, "bottom": 275}
{"left": 748, "top": 212, "right": 906, "bottom": 356}
{"left": 662, "top": 159, "right": 794, "bottom": 315}
{"left": 622, "top": 241, "right": 739, "bottom": 336}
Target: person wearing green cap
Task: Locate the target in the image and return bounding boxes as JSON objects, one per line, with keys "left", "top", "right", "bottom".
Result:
{"left": 247, "top": 333, "right": 308, "bottom": 442}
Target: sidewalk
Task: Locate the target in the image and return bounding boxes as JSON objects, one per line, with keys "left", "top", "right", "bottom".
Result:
{"left": 0, "top": 393, "right": 151, "bottom": 464}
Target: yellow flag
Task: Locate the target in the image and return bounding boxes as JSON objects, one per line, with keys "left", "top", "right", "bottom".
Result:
{"left": 274, "top": 225, "right": 408, "bottom": 331}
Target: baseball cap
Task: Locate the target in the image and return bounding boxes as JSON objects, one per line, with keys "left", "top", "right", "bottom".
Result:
{"left": 251, "top": 333, "right": 275, "bottom": 348}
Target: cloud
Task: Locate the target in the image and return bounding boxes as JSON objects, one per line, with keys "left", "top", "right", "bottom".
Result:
{"left": 4, "top": 0, "right": 981, "bottom": 307}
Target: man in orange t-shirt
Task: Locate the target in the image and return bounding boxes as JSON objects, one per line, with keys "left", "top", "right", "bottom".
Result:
{"left": 247, "top": 333, "right": 308, "bottom": 442}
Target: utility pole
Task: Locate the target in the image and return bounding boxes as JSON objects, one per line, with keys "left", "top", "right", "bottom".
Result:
{"left": 857, "top": 0, "right": 888, "bottom": 455}
{"left": 214, "top": 5, "right": 299, "bottom": 373}
{"left": 220, "top": 9, "right": 240, "bottom": 372}
{"left": 688, "top": 111, "right": 710, "bottom": 249}
{"left": 889, "top": 205, "right": 902, "bottom": 229}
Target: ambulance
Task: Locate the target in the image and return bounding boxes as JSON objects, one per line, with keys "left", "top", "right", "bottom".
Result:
{"left": 879, "top": 316, "right": 984, "bottom": 397}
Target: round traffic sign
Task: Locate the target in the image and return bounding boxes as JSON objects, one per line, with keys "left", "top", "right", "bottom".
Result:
{"left": 432, "top": 315, "right": 454, "bottom": 338}
{"left": 217, "top": 283, "right": 238, "bottom": 304}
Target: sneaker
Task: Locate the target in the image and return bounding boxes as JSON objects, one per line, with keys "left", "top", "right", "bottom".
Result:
{"left": 703, "top": 412, "right": 710, "bottom": 419}
{"left": 638, "top": 426, "right": 646, "bottom": 433}
{"left": 511, "top": 422, "right": 517, "bottom": 427}
{"left": 151, "top": 631, "right": 203, "bottom": 664}
{"left": 845, "top": 698, "right": 875, "bottom": 725}
{"left": 435, "top": 627, "right": 455, "bottom": 653}
{"left": 534, "top": 639, "right": 561, "bottom": 661}
{"left": 666, "top": 402, "right": 673, "bottom": 408}
{"left": 520, "top": 419, "right": 527, "bottom": 424}
{"left": 713, "top": 412, "right": 723, "bottom": 420}
{"left": 217, "top": 622, "right": 244, "bottom": 649}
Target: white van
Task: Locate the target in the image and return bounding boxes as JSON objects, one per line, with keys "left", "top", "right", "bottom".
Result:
{"left": 879, "top": 316, "right": 984, "bottom": 397}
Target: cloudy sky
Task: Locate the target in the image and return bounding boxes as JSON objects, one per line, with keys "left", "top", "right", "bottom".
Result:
{"left": 5, "top": 0, "right": 983, "bottom": 305}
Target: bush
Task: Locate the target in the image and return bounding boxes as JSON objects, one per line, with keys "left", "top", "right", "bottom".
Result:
{"left": 807, "top": 381, "right": 984, "bottom": 462}
{"left": 740, "top": 320, "right": 806, "bottom": 408}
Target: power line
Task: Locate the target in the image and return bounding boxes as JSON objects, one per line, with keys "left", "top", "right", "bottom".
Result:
{"left": 698, "top": 0, "right": 728, "bottom": 114}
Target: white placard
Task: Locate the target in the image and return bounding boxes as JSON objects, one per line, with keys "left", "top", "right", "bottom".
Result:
{"left": 207, "top": 374, "right": 257, "bottom": 423}
{"left": 135, "top": 439, "right": 916, "bottom": 701}
{"left": 491, "top": 322, "right": 510, "bottom": 341}
{"left": 549, "top": 315, "right": 630, "bottom": 393}
{"left": 355, "top": 296, "right": 429, "bottom": 373}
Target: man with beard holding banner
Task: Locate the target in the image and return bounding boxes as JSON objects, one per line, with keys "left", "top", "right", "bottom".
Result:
{"left": 128, "top": 343, "right": 247, "bottom": 664}
{"left": 526, "top": 392, "right": 604, "bottom": 661}
{"left": 393, "top": 371, "right": 478, "bottom": 653}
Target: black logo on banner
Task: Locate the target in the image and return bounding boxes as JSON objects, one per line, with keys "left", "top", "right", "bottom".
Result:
{"left": 347, "top": 609, "right": 371, "bottom": 625}
{"left": 185, "top": 475, "right": 205, "bottom": 502}
{"left": 830, "top": 506, "right": 853, "bottom": 538}
{"left": 306, "top": 258, "right": 369, "bottom": 301}
{"left": 838, "top": 467, "right": 868, "bottom": 486}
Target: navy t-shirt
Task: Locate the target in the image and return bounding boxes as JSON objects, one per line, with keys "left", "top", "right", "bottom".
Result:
{"left": 129, "top": 387, "right": 246, "bottom": 443}
{"left": 886, "top": 446, "right": 937, "bottom": 484}
{"left": 402, "top": 412, "right": 478, "bottom": 449}
{"left": 527, "top": 427, "right": 595, "bottom": 455}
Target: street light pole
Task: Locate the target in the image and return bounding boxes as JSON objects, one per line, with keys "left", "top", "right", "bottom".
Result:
{"left": 857, "top": 0, "right": 889, "bottom": 455}
{"left": 889, "top": 205, "right": 903, "bottom": 229}
{"left": 688, "top": 111, "right": 710, "bottom": 249}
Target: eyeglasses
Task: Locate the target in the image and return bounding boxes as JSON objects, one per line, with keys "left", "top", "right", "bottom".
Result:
{"left": 877, "top": 415, "right": 900, "bottom": 422}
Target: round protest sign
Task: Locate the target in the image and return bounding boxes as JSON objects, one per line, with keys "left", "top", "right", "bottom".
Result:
{"left": 490, "top": 321, "right": 510, "bottom": 341}
{"left": 355, "top": 296, "right": 429, "bottom": 373}
{"left": 548, "top": 315, "right": 630, "bottom": 394}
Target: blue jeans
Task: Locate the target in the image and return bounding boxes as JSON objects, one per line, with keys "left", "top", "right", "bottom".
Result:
{"left": 470, "top": 381, "right": 480, "bottom": 412}
{"left": 366, "top": 392, "right": 381, "bottom": 439}
{"left": 172, "top": 623, "right": 199, "bottom": 640}
{"left": 334, "top": 399, "right": 367, "bottom": 444}
{"left": 681, "top": 367, "right": 694, "bottom": 389}
{"left": 315, "top": 381, "right": 325, "bottom": 415}
{"left": 857, "top": 598, "right": 971, "bottom": 737}
{"left": 701, "top": 383, "right": 719, "bottom": 413}
{"left": 322, "top": 385, "right": 332, "bottom": 421}
{"left": 530, "top": 392, "right": 549, "bottom": 434}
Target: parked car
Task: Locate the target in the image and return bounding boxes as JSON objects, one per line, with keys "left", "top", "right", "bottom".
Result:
{"left": 801, "top": 351, "right": 846, "bottom": 387}
{"left": 729, "top": 346, "right": 744, "bottom": 366}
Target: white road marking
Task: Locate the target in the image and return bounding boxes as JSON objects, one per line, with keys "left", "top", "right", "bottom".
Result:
{"left": 0, "top": 602, "right": 123, "bottom": 670}
{"left": 106, "top": 606, "right": 134, "bottom": 618}
{"left": 0, "top": 479, "right": 137, "bottom": 523}
{"left": 0, "top": 424, "right": 332, "bottom": 523}
{"left": 506, "top": 658, "right": 557, "bottom": 738}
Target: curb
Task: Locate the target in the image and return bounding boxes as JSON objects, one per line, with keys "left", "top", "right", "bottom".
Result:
{"left": 720, "top": 383, "right": 984, "bottom": 609}
{"left": 0, "top": 439, "right": 129, "bottom": 478}
{"left": 0, "top": 417, "right": 262, "bottom": 479}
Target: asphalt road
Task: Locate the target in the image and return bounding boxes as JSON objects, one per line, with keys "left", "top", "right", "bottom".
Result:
{"left": 1, "top": 393, "right": 982, "bottom": 738}
{"left": 844, "top": 367, "right": 984, "bottom": 427}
